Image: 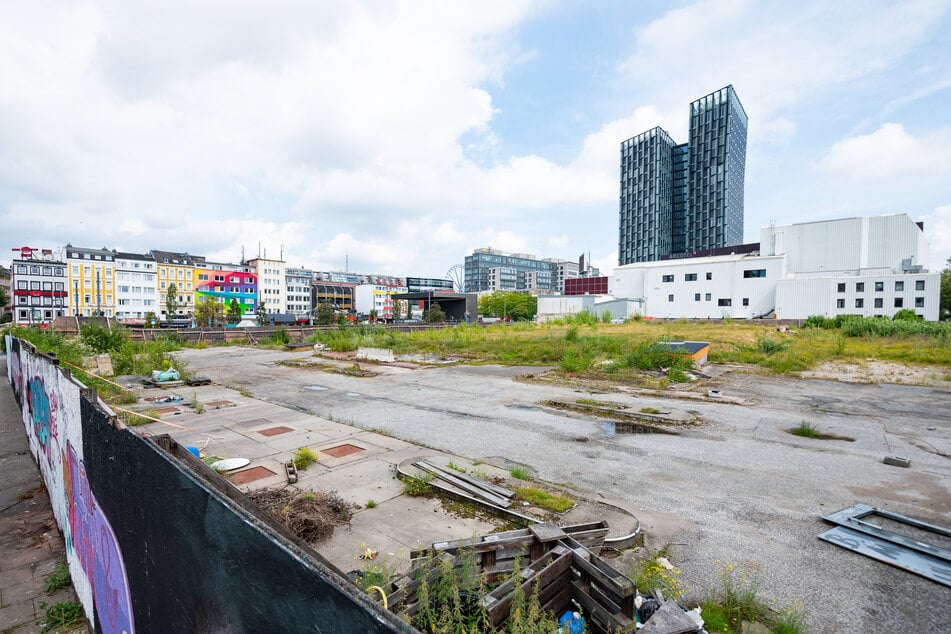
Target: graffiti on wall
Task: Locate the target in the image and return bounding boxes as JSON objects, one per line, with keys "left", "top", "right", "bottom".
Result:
{"left": 65, "top": 443, "right": 134, "bottom": 634}
{"left": 7, "top": 339, "right": 134, "bottom": 634}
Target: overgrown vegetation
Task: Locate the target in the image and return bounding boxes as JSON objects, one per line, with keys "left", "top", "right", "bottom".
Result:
{"left": 44, "top": 561, "right": 71, "bottom": 595}
{"left": 401, "top": 473, "right": 434, "bottom": 496}
{"left": 513, "top": 486, "right": 573, "bottom": 513}
{"left": 631, "top": 551, "right": 684, "bottom": 600}
{"left": 508, "top": 465, "right": 531, "bottom": 480}
{"left": 292, "top": 447, "right": 319, "bottom": 470}
{"left": 40, "top": 600, "right": 85, "bottom": 632}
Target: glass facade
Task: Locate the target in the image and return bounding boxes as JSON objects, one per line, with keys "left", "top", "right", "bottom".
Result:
{"left": 619, "top": 85, "right": 747, "bottom": 265}
{"left": 464, "top": 249, "right": 559, "bottom": 293}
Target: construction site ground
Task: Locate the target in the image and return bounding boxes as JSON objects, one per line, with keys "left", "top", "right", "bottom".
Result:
{"left": 130, "top": 346, "right": 950, "bottom": 633}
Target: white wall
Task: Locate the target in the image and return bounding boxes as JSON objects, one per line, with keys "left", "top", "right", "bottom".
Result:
{"left": 777, "top": 272, "right": 939, "bottom": 320}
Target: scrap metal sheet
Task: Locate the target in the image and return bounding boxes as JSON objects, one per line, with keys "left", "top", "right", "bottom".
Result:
{"left": 819, "top": 526, "right": 951, "bottom": 587}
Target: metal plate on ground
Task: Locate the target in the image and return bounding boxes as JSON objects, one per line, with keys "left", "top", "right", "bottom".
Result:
{"left": 819, "top": 526, "right": 951, "bottom": 586}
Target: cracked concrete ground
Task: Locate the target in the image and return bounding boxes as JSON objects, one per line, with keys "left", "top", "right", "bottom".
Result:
{"left": 174, "top": 347, "right": 950, "bottom": 633}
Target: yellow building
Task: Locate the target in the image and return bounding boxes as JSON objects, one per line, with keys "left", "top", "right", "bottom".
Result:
{"left": 64, "top": 245, "right": 117, "bottom": 317}
{"left": 150, "top": 251, "right": 200, "bottom": 320}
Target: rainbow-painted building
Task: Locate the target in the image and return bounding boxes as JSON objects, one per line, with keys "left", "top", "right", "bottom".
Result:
{"left": 195, "top": 265, "right": 257, "bottom": 315}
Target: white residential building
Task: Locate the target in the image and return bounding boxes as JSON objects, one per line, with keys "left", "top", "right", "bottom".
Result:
{"left": 10, "top": 248, "right": 68, "bottom": 325}
{"left": 114, "top": 252, "right": 158, "bottom": 323}
{"left": 247, "top": 257, "right": 287, "bottom": 314}
{"left": 355, "top": 281, "right": 408, "bottom": 320}
{"left": 286, "top": 267, "right": 314, "bottom": 319}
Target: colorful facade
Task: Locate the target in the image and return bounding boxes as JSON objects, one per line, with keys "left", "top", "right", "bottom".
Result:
{"left": 195, "top": 266, "right": 258, "bottom": 315}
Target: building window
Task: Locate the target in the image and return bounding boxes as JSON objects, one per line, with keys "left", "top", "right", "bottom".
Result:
{"left": 915, "top": 280, "right": 925, "bottom": 291}
{"left": 706, "top": 272, "right": 712, "bottom": 280}
{"left": 742, "top": 298, "right": 749, "bottom": 306}
{"left": 662, "top": 275, "right": 674, "bottom": 283}
{"left": 875, "top": 281, "right": 883, "bottom": 292}
{"left": 705, "top": 293, "right": 711, "bottom": 301}
{"left": 894, "top": 298, "right": 903, "bottom": 308}
{"left": 874, "top": 298, "right": 883, "bottom": 308}
{"left": 694, "top": 293, "right": 701, "bottom": 301}
{"left": 915, "top": 297, "right": 924, "bottom": 307}
{"left": 836, "top": 298, "right": 845, "bottom": 308}
{"left": 668, "top": 294, "right": 674, "bottom": 302}
{"left": 744, "top": 269, "right": 767, "bottom": 279}
{"left": 685, "top": 273, "right": 697, "bottom": 281}
{"left": 718, "top": 298, "right": 732, "bottom": 307}
{"left": 855, "top": 298, "right": 864, "bottom": 308}
{"left": 855, "top": 282, "right": 864, "bottom": 292}
{"left": 895, "top": 281, "right": 904, "bottom": 292}
{"left": 836, "top": 283, "right": 846, "bottom": 293}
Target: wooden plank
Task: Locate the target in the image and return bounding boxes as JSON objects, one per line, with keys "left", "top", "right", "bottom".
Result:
{"left": 570, "top": 549, "right": 635, "bottom": 600}
{"left": 432, "top": 465, "right": 516, "bottom": 499}
{"left": 529, "top": 522, "right": 569, "bottom": 543}
{"left": 416, "top": 461, "right": 513, "bottom": 507}
{"left": 484, "top": 550, "right": 572, "bottom": 627}
{"left": 541, "top": 584, "right": 573, "bottom": 619}
{"left": 571, "top": 580, "right": 633, "bottom": 632}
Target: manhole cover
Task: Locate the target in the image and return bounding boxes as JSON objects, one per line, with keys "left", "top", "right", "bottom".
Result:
{"left": 258, "top": 426, "right": 294, "bottom": 437}
{"left": 228, "top": 466, "right": 276, "bottom": 485}
{"left": 323, "top": 444, "right": 364, "bottom": 458}
{"left": 155, "top": 407, "right": 180, "bottom": 415}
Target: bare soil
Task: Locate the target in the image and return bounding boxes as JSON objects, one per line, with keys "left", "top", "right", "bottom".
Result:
{"left": 799, "top": 359, "right": 951, "bottom": 387}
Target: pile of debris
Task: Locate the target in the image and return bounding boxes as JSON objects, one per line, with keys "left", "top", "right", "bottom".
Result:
{"left": 248, "top": 488, "right": 355, "bottom": 546}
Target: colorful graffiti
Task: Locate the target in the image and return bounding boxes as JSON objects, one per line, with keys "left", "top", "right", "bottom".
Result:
{"left": 65, "top": 443, "right": 135, "bottom": 634}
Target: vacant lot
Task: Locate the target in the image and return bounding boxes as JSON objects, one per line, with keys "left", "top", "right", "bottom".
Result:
{"left": 178, "top": 345, "right": 950, "bottom": 633}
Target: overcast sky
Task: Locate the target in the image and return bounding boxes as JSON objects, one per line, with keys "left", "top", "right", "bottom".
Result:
{"left": 2, "top": 0, "right": 949, "bottom": 278}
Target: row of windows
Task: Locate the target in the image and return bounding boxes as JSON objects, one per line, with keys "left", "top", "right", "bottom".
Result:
{"left": 666, "top": 293, "right": 750, "bottom": 307}
{"left": 837, "top": 280, "right": 925, "bottom": 293}
{"left": 17, "top": 281, "right": 65, "bottom": 290}
{"left": 17, "top": 297, "right": 65, "bottom": 306}
{"left": 837, "top": 297, "right": 925, "bottom": 309}
{"left": 15, "top": 265, "right": 65, "bottom": 276}
{"left": 662, "top": 270, "right": 759, "bottom": 283}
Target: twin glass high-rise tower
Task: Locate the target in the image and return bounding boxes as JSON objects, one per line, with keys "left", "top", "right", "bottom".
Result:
{"left": 619, "top": 85, "right": 748, "bottom": 265}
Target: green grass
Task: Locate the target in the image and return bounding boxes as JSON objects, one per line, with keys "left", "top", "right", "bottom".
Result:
{"left": 366, "top": 499, "right": 377, "bottom": 508}
{"left": 401, "top": 474, "right": 434, "bottom": 496}
{"left": 508, "top": 465, "right": 531, "bottom": 480}
{"left": 640, "top": 406, "right": 662, "bottom": 414}
{"left": 40, "top": 600, "right": 85, "bottom": 632}
{"left": 513, "top": 486, "right": 573, "bottom": 512}
{"left": 790, "top": 421, "right": 819, "bottom": 438}
{"left": 292, "top": 447, "right": 319, "bottom": 470}
{"left": 43, "top": 561, "right": 71, "bottom": 595}
{"left": 446, "top": 461, "right": 466, "bottom": 473}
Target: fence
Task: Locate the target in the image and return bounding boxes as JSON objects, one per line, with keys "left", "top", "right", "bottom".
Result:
{"left": 4, "top": 334, "right": 410, "bottom": 633}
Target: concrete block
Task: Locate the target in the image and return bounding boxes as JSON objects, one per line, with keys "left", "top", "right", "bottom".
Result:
{"left": 883, "top": 455, "right": 911, "bottom": 468}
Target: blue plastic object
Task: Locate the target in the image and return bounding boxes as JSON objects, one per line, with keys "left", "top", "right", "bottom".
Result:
{"left": 185, "top": 446, "right": 200, "bottom": 458}
{"left": 558, "top": 610, "right": 585, "bottom": 634}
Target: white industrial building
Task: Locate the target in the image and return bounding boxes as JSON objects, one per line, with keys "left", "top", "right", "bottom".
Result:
{"left": 355, "top": 281, "right": 407, "bottom": 320}
{"left": 538, "top": 214, "right": 940, "bottom": 321}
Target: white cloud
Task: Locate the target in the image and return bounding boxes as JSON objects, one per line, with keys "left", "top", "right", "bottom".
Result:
{"left": 818, "top": 123, "right": 951, "bottom": 180}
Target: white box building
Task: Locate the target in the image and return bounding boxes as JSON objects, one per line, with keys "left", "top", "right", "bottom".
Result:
{"left": 606, "top": 213, "right": 939, "bottom": 321}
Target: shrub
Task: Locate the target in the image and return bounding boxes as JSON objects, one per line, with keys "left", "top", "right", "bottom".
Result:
{"left": 756, "top": 336, "right": 789, "bottom": 354}
{"left": 892, "top": 308, "right": 921, "bottom": 321}
{"left": 631, "top": 551, "right": 684, "bottom": 600}
{"left": 80, "top": 322, "right": 130, "bottom": 353}
{"left": 401, "top": 473, "right": 433, "bottom": 496}
{"left": 292, "top": 447, "right": 319, "bottom": 470}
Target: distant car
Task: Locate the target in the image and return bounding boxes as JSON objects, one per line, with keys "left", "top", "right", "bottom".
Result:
{"left": 610, "top": 318, "right": 625, "bottom": 324}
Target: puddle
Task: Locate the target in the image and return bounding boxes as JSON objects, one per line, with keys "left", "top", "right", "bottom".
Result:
{"left": 304, "top": 385, "right": 328, "bottom": 391}
{"left": 346, "top": 392, "right": 362, "bottom": 397}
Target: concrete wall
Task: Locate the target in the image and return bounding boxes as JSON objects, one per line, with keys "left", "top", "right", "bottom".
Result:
{"left": 5, "top": 335, "right": 410, "bottom": 634}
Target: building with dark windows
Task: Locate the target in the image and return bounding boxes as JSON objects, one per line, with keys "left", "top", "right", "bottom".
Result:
{"left": 464, "top": 249, "right": 593, "bottom": 294}
{"left": 619, "top": 85, "right": 748, "bottom": 265}
{"left": 10, "top": 247, "right": 68, "bottom": 325}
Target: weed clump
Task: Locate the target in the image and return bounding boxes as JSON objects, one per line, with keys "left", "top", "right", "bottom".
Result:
{"left": 249, "top": 487, "right": 353, "bottom": 545}
{"left": 44, "top": 561, "right": 71, "bottom": 595}
{"left": 292, "top": 447, "right": 319, "bottom": 470}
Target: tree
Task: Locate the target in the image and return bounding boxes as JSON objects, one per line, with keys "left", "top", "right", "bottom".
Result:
{"left": 315, "top": 302, "right": 334, "bottom": 325}
{"left": 369, "top": 308, "right": 378, "bottom": 323}
{"left": 477, "top": 291, "right": 537, "bottom": 321}
{"left": 941, "top": 257, "right": 951, "bottom": 321}
{"left": 165, "top": 283, "right": 179, "bottom": 319}
{"left": 144, "top": 311, "right": 158, "bottom": 328}
{"left": 195, "top": 297, "right": 224, "bottom": 327}
{"left": 423, "top": 302, "right": 446, "bottom": 323}
{"left": 256, "top": 299, "right": 268, "bottom": 326}
{"left": 227, "top": 298, "right": 242, "bottom": 325}
{"left": 0, "top": 286, "right": 7, "bottom": 311}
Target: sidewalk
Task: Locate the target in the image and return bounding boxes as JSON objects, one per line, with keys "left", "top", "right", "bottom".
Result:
{"left": 0, "top": 354, "right": 83, "bottom": 633}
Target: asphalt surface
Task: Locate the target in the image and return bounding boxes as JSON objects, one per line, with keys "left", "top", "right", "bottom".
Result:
{"left": 180, "top": 347, "right": 951, "bottom": 633}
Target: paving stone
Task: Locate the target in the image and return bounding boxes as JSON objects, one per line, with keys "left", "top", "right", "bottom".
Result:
{"left": 0, "top": 600, "right": 39, "bottom": 630}
{"left": 227, "top": 466, "right": 277, "bottom": 485}
{"left": 1, "top": 579, "right": 44, "bottom": 607}
{"left": 0, "top": 566, "right": 35, "bottom": 591}
{"left": 257, "top": 425, "right": 294, "bottom": 437}
{"left": 322, "top": 443, "right": 364, "bottom": 458}
{"left": 0, "top": 547, "right": 48, "bottom": 572}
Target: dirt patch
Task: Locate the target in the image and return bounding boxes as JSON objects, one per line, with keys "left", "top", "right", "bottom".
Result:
{"left": 799, "top": 360, "right": 951, "bottom": 387}
{"left": 248, "top": 488, "right": 356, "bottom": 545}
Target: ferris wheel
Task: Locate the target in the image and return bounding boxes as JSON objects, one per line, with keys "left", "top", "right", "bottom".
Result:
{"left": 446, "top": 264, "right": 465, "bottom": 292}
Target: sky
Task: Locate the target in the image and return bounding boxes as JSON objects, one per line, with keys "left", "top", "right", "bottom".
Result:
{"left": 2, "top": 0, "right": 950, "bottom": 279}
